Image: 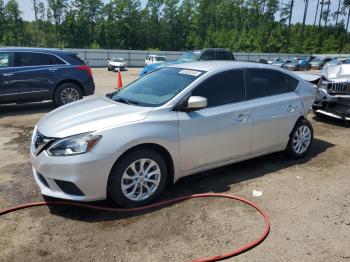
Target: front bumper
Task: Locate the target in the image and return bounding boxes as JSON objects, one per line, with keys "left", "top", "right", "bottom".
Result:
{"left": 30, "top": 149, "right": 113, "bottom": 201}
{"left": 313, "top": 88, "right": 350, "bottom": 120}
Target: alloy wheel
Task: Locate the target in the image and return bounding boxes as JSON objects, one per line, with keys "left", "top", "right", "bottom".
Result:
{"left": 121, "top": 158, "right": 161, "bottom": 201}
{"left": 60, "top": 88, "right": 80, "bottom": 104}
{"left": 292, "top": 125, "right": 311, "bottom": 155}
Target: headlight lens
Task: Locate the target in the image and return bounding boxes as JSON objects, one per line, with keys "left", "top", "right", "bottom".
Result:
{"left": 47, "top": 133, "right": 102, "bottom": 156}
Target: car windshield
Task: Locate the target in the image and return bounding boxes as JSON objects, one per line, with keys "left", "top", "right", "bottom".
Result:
{"left": 154, "top": 56, "right": 166, "bottom": 61}
{"left": 177, "top": 51, "right": 201, "bottom": 62}
{"left": 328, "top": 58, "right": 339, "bottom": 64}
{"left": 111, "top": 67, "right": 204, "bottom": 107}
{"left": 112, "top": 58, "right": 123, "bottom": 62}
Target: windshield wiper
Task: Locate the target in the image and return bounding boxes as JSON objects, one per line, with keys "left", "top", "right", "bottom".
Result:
{"left": 114, "top": 95, "right": 139, "bottom": 105}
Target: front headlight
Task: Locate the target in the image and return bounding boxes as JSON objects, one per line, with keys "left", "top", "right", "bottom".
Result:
{"left": 47, "top": 133, "right": 102, "bottom": 156}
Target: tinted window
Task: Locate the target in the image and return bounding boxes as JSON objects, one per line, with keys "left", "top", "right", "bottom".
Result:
{"left": 0, "top": 52, "right": 13, "bottom": 68}
{"left": 246, "top": 69, "right": 299, "bottom": 99}
{"left": 14, "top": 52, "right": 51, "bottom": 67}
{"left": 192, "top": 70, "right": 245, "bottom": 107}
{"left": 200, "top": 51, "right": 216, "bottom": 61}
{"left": 216, "top": 51, "right": 232, "bottom": 60}
{"left": 48, "top": 54, "right": 65, "bottom": 65}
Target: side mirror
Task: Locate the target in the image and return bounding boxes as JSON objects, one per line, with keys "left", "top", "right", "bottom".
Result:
{"left": 186, "top": 96, "right": 207, "bottom": 111}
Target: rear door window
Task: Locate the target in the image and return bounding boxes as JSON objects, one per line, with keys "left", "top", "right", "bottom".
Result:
{"left": 192, "top": 70, "right": 245, "bottom": 107}
{"left": 0, "top": 52, "right": 13, "bottom": 68}
{"left": 245, "top": 69, "right": 299, "bottom": 100}
{"left": 14, "top": 52, "right": 51, "bottom": 67}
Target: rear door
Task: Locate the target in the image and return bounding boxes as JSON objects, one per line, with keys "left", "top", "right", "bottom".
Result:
{"left": 178, "top": 70, "right": 252, "bottom": 172}
{"left": 245, "top": 69, "right": 301, "bottom": 154}
{"left": 7, "top": 52, "right": 62, "bottom": 102}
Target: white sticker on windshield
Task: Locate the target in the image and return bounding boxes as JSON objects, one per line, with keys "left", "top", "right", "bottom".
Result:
{"left": 179, "top": 69, "right": 202, "bottom": 77}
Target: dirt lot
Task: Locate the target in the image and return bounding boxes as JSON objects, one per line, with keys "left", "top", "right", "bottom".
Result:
{"left": 0, "top": 68, "right": 349, "bottom": 262}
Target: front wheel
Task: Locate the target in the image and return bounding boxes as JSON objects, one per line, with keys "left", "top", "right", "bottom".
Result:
{"left": 286, "top": 119, "right": 313, "bottom": 158}
{"left": 108, "top": 150, "right": 168, "bottom": 207}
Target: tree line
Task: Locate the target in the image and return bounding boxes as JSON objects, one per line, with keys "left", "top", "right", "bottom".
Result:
{"left": 1, "top": 0, "right": 350, "bottom": 53}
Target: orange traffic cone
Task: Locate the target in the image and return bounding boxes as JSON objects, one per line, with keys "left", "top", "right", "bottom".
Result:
{"left": 117, "top": 69, "right": 123, "bottom": 89}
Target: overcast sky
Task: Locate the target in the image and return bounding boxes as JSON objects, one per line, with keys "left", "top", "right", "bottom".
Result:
{"left": 4, "top": 0, "right": 340, "bottom": 26}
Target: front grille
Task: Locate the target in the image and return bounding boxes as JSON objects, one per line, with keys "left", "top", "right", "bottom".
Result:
{"left": 32, "top": 130, "right": 55, "bottom": 156}
{"left": 327, "top": 82, "right": 350, "bottom": 95}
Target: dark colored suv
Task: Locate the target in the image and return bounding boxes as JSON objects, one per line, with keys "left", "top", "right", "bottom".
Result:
{"left": 139, "top": 48, "right": 235, "bottom": 75}
{"left": 0, "top": 48, "right": 95, "bottom": 106}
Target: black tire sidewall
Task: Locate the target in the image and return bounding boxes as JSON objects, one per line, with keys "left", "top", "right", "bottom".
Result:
{"left": 286, "top": 119, "right": 314, "bottom": 158}
{"left": 108, "top": 150, "right": 168, "bottom": 207}
{"left": 54, "top": 83, "right": 83, "bottom": 107}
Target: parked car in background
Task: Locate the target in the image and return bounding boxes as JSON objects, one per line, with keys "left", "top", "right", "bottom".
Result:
{"left": 107, "top": 57, "right": 126, "bottom": 71}
{"left": 139, "top": 48, "right": 235, "bottom": 76}
{"left": 0, "top": 48, "right": 95, "bottom": 106}
{"left": 270, "top": 58, "right": 290, "bottom": 67}
{"left": 282, "top": 58, "right": 310, "bottom": 71}
{"left": 145, "top": 55, "right": 167, "bottom": 66}
{"left": 31, "top": 61, "right": 315, "bottom": 207}
{"left": 310, "top": 56, "right": 333, "bottom": 70}
{"left": 313, "top": 64, "right": 350, "bottom": 121}
{"left": 323, "top": 57, "right": 350, "bottom": 68}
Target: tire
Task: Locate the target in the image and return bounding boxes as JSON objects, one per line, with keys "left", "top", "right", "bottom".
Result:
{"left": 108, "top": 149, "right": 168, "bottom": 207}
{"left": 54, "top": 83, "right": 83, "bottom": 107}
{"left": 286, "top": 118, "right": 314, "bottom": 158}
{"left": 108, "top": 66, "right": 111, "bottom": 71}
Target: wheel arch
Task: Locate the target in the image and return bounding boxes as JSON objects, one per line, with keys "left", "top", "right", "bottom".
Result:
{"left": 53, "top": 79, "right": 84, "bottom": 99}
{"left": 106, "top": 143, "right": 175, "bottom": 197}
{"left": 289, "top": 115, "right": 307, "bottom": 137}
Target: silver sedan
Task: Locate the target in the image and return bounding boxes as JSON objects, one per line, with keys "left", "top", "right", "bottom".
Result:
{"left": 31, "top": 61, "right": 316, "bottom": 207}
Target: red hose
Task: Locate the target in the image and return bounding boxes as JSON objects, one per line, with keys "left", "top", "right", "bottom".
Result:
{"left": 0, "top": 193, "right": 270, "bottom": 262}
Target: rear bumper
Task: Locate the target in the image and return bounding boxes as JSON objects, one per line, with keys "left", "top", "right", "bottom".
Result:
{"left": 83, "top": 78, "right": 95, "bottom": 96}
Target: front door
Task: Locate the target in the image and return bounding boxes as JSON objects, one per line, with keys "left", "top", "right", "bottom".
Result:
{"left": 177, "top": 70, "right": 252, "bottom": 172}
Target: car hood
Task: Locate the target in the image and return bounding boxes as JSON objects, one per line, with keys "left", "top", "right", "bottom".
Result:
{"left": 322, "top": 64, "right": 350, "bottom": 82}
{"left": 37, "top": 96, "right": 153, "bottom": 138}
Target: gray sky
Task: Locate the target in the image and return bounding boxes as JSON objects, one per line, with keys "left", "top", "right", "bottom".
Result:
{"left": 4, "top": 0, "right": 341, "bottom": 26}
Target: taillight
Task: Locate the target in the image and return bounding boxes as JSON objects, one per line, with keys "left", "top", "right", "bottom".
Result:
{"left": 76, "top": 65, "right": 92, "bottom": 77}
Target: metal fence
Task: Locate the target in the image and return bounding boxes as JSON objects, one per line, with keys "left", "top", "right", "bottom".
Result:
{"left": 64, "top": 48, "right": 347, "bottom": 68}
{"left": 2, "top": 46, "right": 346, "bottom": 67}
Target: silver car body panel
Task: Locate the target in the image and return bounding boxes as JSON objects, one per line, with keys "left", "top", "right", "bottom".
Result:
{"left": 31, "top": 61, "right": 316, "bottom": 201}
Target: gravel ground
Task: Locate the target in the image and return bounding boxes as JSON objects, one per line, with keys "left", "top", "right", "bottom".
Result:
{"left": 0, "top": 68, "right": 349, "bottom": 262}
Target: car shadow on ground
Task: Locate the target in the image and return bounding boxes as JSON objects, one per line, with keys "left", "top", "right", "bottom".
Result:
{"left": 45, "top": 137, "right": 334, "bottom": 222}
{"left": 0, "top": 102, "right": 55, "bottom": 118}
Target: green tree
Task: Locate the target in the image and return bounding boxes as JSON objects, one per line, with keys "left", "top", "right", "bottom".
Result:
{"left": 3, "top": 0, "right": 24, "bottom": 46}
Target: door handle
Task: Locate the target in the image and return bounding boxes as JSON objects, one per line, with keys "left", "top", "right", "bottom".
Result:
{"left": 287, "top": 105, "right": 295, "bottom": 112}
{"left": 235, "top": 113, "right": 250, "bottom": 123}
{"left": 49, "top": 68, "right": 58, "bottom": 72}
{"left": 3, "top": 73, "right": 14, "bottom": 77}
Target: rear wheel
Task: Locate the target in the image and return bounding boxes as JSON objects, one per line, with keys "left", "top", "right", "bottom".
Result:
{"left": 54, "top": 83, "right": 83, "bottom": 106}
{"left": 108, "top": 150, "right": 168, "bottom": 207}
{"left": 286, "top": 119, "right": 313, "bottom": 158}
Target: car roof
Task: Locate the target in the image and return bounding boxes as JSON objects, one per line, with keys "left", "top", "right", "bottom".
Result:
{"left": 165, "top": 61, "right": 287, "bottom": 72}
{"left": 0, "top": 47, "right": 73, "bottom": 54}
